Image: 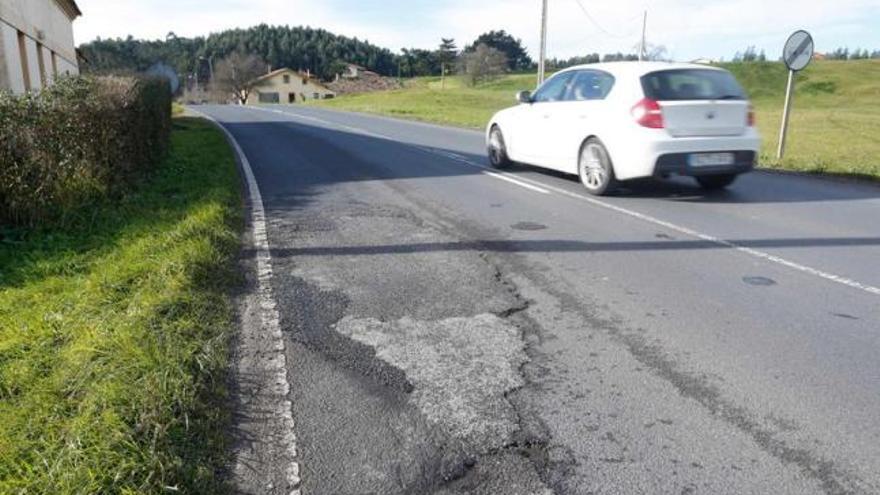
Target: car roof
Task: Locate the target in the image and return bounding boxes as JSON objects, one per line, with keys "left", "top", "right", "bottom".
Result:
{"left": 556, "top": 61, "right": 724, "bottom": 78}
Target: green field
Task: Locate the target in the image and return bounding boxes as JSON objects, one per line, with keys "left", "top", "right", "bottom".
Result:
{"left": 310, "top": 60, "right": 880, "bottom": 178}
{"left": 0, "top": 118, "right": 240, "bottom": 493}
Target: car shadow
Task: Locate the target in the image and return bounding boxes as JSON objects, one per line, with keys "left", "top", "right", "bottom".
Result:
{"left": 493, "top": 160, "right": 880, "bottom": 205}
{"left": 270, "top": 236, "right": 880, "bottom": 258}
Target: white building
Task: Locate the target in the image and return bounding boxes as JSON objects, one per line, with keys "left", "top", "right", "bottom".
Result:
{"left": 0, "top": 0, "right": 81, "bottom": 94}
{"left": 246, "top": 68, "right": 335, "bottom": 105}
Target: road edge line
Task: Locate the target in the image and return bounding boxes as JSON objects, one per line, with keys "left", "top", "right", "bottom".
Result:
{"left": 188, "top": 108, "right": 302, "bottom": 494}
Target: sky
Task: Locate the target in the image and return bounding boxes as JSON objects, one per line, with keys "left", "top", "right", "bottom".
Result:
{"left": 73, "top": 0, "right": 880, "bottom": 61}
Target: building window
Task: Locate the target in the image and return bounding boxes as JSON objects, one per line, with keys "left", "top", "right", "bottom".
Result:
{"left": 283, "top": 74, "right": 290, "bottom": 84}
{"left": 36, "top": 42, "right": 47, "bottom": 87}
{"left": 313, "top": 93, "right": 319, "bottom": 99}
{"left": 288, "top": 93, "right": 296, "bottom": 103}
{"left": 258, "top": 92, "right": 280, "bottom": 104}
{"left": 17, "top": 31, "right": 30, "bottom": 90}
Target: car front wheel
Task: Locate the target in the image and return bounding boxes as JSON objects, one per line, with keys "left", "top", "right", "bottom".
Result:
{"left": 578, "top": 139, "right": 617, "bottom": 196}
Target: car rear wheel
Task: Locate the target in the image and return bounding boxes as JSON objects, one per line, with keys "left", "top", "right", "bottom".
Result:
{"left": 579, "top": 139, "right": 617, "bottom": 196}
{"left": 696, "top": 173, "right": 738, "bottom": 190}
{"left": 488, "top": 126, "right": 512, "bottom": 169}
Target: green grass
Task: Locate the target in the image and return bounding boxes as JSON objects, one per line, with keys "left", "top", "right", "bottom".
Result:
{"left": 0, "top": 117, "right": 241, "bottom": 493}
{"left": 312, "top": 74, "right": 538, "bottom": 128}
{"left": 310, "top": 60, "right": 880, "bottom": 179}
{"left": 725, "top": 60, "right": 880, "bottom": 177}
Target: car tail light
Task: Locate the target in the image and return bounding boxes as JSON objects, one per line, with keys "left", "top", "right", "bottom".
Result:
{"left": 747, "top": 104, "right": 756, "bottom": 127}
{"left": 632, "top": 98, "right": 664, "bottom": 128}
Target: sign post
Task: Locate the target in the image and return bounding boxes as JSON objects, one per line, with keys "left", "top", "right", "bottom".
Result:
{"left": 777, "top": 30, "right": 814, "bottom": 160}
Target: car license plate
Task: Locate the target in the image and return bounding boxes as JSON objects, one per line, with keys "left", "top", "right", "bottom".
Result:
{"left": 689, "top": 152, "right": 735, "bottom": 167}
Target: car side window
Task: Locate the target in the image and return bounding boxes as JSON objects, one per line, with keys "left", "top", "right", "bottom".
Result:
{"left": 566, "top": 70, "right": 615, "bottom": 101}
{"left": 532, "top": 72, "right": 575, "bottom": 103}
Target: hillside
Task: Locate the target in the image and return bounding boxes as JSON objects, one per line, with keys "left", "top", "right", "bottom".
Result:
{"left": 310, "top": 60, "right": 880, "bottom": 178}
{"left": 79, "top": 25, "right": 398, "bottom": 81}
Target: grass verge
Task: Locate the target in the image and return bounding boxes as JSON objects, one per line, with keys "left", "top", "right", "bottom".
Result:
{"left": 0, "top": 117, "right": 241, "bottom": 493}
{"left": 310, "top": 60, "right": 880, "bottom": 180}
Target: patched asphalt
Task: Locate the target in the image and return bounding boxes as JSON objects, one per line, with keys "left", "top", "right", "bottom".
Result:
{"left": 203, "top": 104, "right": 880, "bottom": 495}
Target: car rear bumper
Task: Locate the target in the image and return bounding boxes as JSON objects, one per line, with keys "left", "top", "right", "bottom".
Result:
{"left": 608, "top": 129, "right": 761, "bottom": 180}
{"left": 653, "top": 150, "right": 756, "bottom": 177}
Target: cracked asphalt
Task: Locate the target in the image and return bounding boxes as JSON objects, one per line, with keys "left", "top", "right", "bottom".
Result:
{"left": 198, "top": 104, "right": 880, "bottom": 495}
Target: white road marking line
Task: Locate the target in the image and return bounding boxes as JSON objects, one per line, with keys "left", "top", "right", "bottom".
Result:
{"left": 454, "top": 157, "right": 880, "bottom": 297}
{"left": 254, "top": 106, "right": 389, "bottom": 139}
{"left": 190, "top": 109, "right": 302, "bottom": 495}
{"left": 428, "top": 149, "right": 550, "bottom": 194}
{"left": 251, "top": 106, "right": 880, "bottom": 297}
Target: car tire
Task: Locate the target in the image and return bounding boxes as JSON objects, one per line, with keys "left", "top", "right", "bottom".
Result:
{"left": 578, "top": 138, "right": 617, "bottom": 196}
{"left": 696, "top": 173, "right": 738, "bottom": 190}
{"left": 488, "top": 126, "right": 512, "bottom": 169}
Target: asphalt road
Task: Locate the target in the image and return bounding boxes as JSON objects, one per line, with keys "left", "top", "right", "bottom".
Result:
{"left": 197, "top": 104, "right": 880, "bottom": 495}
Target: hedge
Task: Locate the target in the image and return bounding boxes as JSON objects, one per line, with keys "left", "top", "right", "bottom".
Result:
{"left": 0, "top": 76, "right": 171, "bottom": 227}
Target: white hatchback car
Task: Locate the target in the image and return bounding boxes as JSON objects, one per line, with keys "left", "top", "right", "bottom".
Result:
{"left": 486, "top": 62, "right": 761, "bottom": 195}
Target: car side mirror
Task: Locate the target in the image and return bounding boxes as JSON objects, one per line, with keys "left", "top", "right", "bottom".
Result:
{"left": 516, "top": 90, "right": 533, "bottom": 104}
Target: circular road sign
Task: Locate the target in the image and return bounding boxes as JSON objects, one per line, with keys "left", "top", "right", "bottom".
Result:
{"left": 783, "top": 30, "right": 814, "bottom": 71}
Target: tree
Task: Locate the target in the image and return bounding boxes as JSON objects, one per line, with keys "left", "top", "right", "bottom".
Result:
{"left": 399, "top": 48, "right": 440, "bottom": 77}
{"left": 826, "top": 47, "right": 849, "bottom": 60}
{"left": 465, "top": 30, "right": 532, "bottom": 71}
{"left": 643, "top": 43, "right": 668, "bottom": 62}
{"left": 437, "top": 38, "right": 458, "bottom": 75}
{"left": 734, "top": 46, "right": 759, "bottom": 62}
{"left": 602, "top": 52, "right": 638, "bottom": 62}
{"left": 458, "top": 43, "right": 508, "bottom": 86}
{"left": 214, "top": 51, "right": 268, "bottom": 104}
{"left": 78, "top": 25, "right": 399, "bottom": 82}
{"left": 327, "top": 59, "right": 349, "bottom": 79}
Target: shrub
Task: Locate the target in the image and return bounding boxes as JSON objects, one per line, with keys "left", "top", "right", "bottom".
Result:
{"left": 458, "top": 43, "right": 508, "bottom": 87}
{"left": 0, "top": 76, "right": 171, "bottom": 227}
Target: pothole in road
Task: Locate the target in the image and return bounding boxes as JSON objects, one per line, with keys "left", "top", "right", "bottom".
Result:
{"left": 333, "top": 314, "right": 528, "bottom": 452}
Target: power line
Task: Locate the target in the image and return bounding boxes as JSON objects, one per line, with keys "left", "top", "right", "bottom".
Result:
{"left": 570, "top": 0, "right": 640, "bottom": 39}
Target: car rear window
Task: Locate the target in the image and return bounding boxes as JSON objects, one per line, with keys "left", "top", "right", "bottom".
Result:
{"left": 640, "top": 69, "right": 746, "bottom": 101}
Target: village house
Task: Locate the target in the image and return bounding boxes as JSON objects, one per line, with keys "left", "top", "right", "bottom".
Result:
{"left": 339, "top": 62, "right": 379, "bottom": 80}
{"left": 0, "top": 0, "right": 81, "bottom": 94}
{"left": 246, "top": 68, "right": 335, "bottom": 105}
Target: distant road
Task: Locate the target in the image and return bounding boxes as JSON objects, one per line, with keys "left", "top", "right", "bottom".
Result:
{"left": 198, "top": 103, "right": 880, "bottom": 495}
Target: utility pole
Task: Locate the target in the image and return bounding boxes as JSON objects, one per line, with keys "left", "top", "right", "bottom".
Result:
{"left": 639, "top": 10, "right": 647, "bottom": 61}
{"left": 777, "top": 68, "right": 795, "bottom": 159}
{"left": 538, "top": 0, "right": 548, "bottom": 86}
